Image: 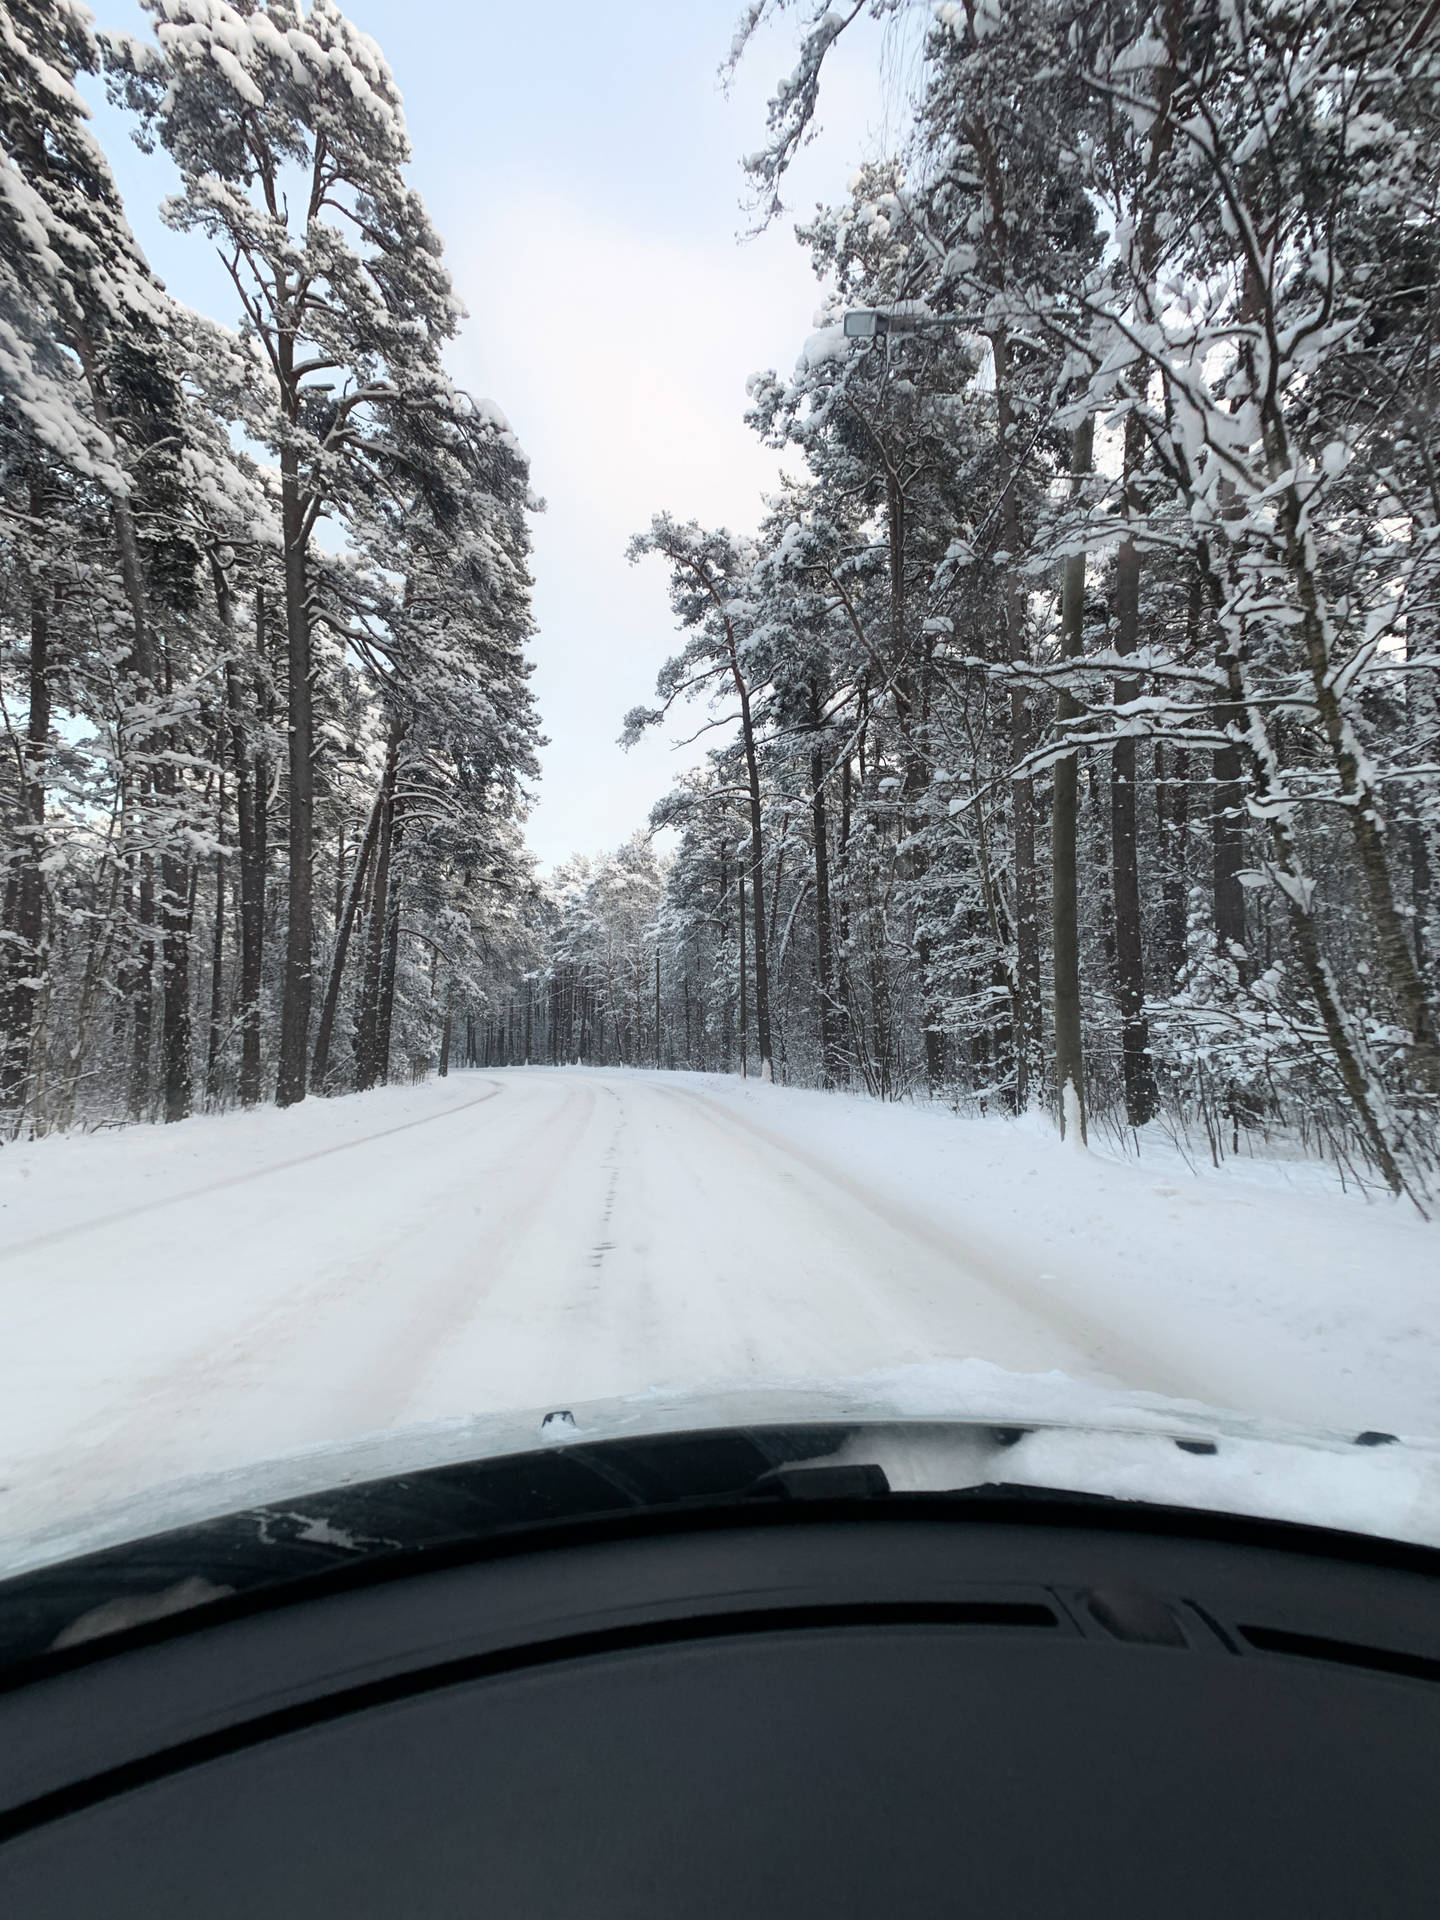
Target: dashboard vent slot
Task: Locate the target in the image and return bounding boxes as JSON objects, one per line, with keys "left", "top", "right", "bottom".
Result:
{"left": 1240, "top": 1624, "right": 1440, "bottom": 1686}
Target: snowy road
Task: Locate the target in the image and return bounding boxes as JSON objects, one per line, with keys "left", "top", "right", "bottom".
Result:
{"left": 1, "top": 1068, "right": 1436, "bottom": 1547}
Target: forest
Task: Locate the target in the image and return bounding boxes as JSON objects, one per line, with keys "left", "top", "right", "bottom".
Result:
{"left": 0, "top": 0, "right": 540, "bottom": 1127}
{"left": 3, "top": 1, "right": 1439, "bottom": 1208}
{"left": 498, "top": 0, "right": 1440, "bottom": 1206}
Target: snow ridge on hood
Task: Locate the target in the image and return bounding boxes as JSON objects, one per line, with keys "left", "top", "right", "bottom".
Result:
{"left": 5, "top": 1365, "right": 1439, "bottom": 1581}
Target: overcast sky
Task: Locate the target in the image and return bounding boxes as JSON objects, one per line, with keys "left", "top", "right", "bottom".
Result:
{"left": 83, "top": 1, "right": 914, "bottom": 868}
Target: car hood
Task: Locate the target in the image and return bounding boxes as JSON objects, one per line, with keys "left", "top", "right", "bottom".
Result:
{"left": 4, "top": 1370, "right": 1440, "bottom": 1587}
{"left": 1, "top": 1377, "right": 1438, "bottom": 1675}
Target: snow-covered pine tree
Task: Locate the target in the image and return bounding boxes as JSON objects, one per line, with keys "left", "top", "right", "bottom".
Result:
{"left": 110, "top": 0, "right": 468, "bottom": 1105}
{"left": 626, "top": 516, "right": 778, "bottom": 1080}
{"left": 699, "top": 0, "right": 1439, "bottom": 1199}
{"left": 303, "top": 372, "right": 539, "bottom": 1093}
{"left": 0, "top": 0, "right": 205, "bottom": 1128}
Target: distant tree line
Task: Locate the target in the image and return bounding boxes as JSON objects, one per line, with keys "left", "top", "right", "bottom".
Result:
{"left": 515, "top": 0, "right": 1439, "bottom": 1205}
{"left": 0, "top": 0, "right": 539, "bottom": 1130}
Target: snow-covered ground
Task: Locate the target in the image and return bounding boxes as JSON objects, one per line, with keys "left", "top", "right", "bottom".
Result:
{"left": 0, "top": 1067, "right": 1435, "bottom": 1561}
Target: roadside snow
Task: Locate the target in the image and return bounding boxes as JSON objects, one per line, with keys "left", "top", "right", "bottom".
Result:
{"left": 0, "top": 1068, "right": 1434, "bottom": 1562}
{"left": 681, "top": 1073, "right": 1440, "bottom": 1438}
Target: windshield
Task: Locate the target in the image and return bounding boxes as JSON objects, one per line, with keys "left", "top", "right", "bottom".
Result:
{"left": 0, "top": 0, "right": 1437, "bottom": 1574}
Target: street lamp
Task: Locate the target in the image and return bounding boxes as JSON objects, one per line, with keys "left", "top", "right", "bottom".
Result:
{"left": 842, "top": 306, "right": 972, "bottom": 340}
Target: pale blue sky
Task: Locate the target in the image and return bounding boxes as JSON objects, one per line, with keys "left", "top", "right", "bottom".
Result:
{"left": 83, "top": 2, "right": 909, "bottom": 866}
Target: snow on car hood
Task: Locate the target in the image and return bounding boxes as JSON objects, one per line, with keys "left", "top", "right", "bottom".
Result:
{"left": 5, "top": 1360, "right": 1440, "bottom": 1580}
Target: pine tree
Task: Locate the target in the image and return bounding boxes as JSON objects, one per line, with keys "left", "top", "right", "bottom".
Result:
{"left": 112, "top": 0, "right": 469, "bottom": 1104}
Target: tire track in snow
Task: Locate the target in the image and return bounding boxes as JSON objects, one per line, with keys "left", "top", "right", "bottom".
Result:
{"left": 653, "top": 1081, "right": 1215, "bottom": 1402}
{"left": 351, "top": 1085, "right": 608, "bottom": 1426}
{"left": 0, "top": 1082, "right": 506, "bottom": 1265}
{"left": 588, "top": 1085, "right": 625, "bottom": 1272}
{"left": 0, "top": 1081, "right": 578, "bottom": 1526}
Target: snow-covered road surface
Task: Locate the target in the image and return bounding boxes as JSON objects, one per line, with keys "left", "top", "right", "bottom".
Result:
{"left": 1, "top": 1068, "right": 1436, "bottom": 1549}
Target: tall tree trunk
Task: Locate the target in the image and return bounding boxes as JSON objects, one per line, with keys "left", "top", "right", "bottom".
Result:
{"left": 836, "top": 750, "right": 855, "bottom": 1066}
{"left": 1273, "top": 474, "right": 1440, "bottom": 1092}
{"left": 439, "top": 992, "right": 452, "bottom": 1077}
{"left": 160, "top": 846, "right": 193, "bottom": 1122}
{"left": 994, "top": 331, "right": 1041, "bottom": 1105}
{"left": 1406, "top": 616, "right": 1435, "bottom": 983}
{"left": 354, "top": 763, "right": 397, "bottom": 1091}
{"left": 650, "top": 949, "right": 658, "bottom": 1067}
{"left": 1052, "top": 418, "right": 1093, "bottom": 1141}
{"left": 1198, "top": 533, "right": 1420, "bottom": 1201}
{"left": 1161, "top": 566, "right": 1202, "bottom": 990}
{"left": 205, "top": 809, "right": 226, "bottom": 1109}
{"left": 312, "top": 748, "right": 390, "bottom": 1090}
{"left": 73, "top": 332, "right": 191, "bottom": 1122}
{"left": 1211, "top": 742, "right": 1247, "bottom": 957}
{"left": 235, "top": 740, "right": 262, "bottom": 1097}
{"left": 155, "top": 596, "right": 193, "bottom": 1126}
{"left": 810, "top": 740, "right": 839, "bottom": 1086}
{"left": 886, "top": 474, "right": 944, "bottom": 1094}
{"left": 718, "top": 845, "right": 733, "bottom": 1072}
{"left": 1111, "top": 410, "right": 1158, "bottom": 1126}
{"left": 1206, "top": 512, "right": 1249, "bottom": 960}
{"left": 129, "top": 854, "right": 155, "bottom": 1120}
{"left": 334, "top": 818, "right": 347, "bottom": 927}
{"left": 1412, "top": 818, "right": 1433, "bottom": 984}
{"left": 1157, "top": 743, "right": 1189, "bottom": 991}
{"left": 106, "top": 457, "right": 161, "bottom": 1126}
{"left": 730, "top": 657, "right": 773, "bottom": 1078}
{"left": 1, "top": 473, "right": 52, "bottom": 1121}
{"left": 738, "top": 860, "right": 749, "bottom": 1079}
{"left": 226, "top": 593, "right": 266, "bottom": 1106}
{"left": 1159, "top": 741, "right": 1190, "bottom": 990}
{"left": 96, "top": 395, "right": 168, "bottom": 1128}
{"left": 376, "top": 847, "right": 402, "bottom": 1085}
{"left": 53, "top": 862, "right": 121, "bottom": 1134}
{"left": 218, "top": 567, "right": 265, "bottom": 1104}
{"left": 276, "top": 445, "right": 314, "bottom": 1106}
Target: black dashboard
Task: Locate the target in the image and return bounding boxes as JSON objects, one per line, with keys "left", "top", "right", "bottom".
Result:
{"left": 0, "top": 1427, "right": 1436, "bottom": 1916}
